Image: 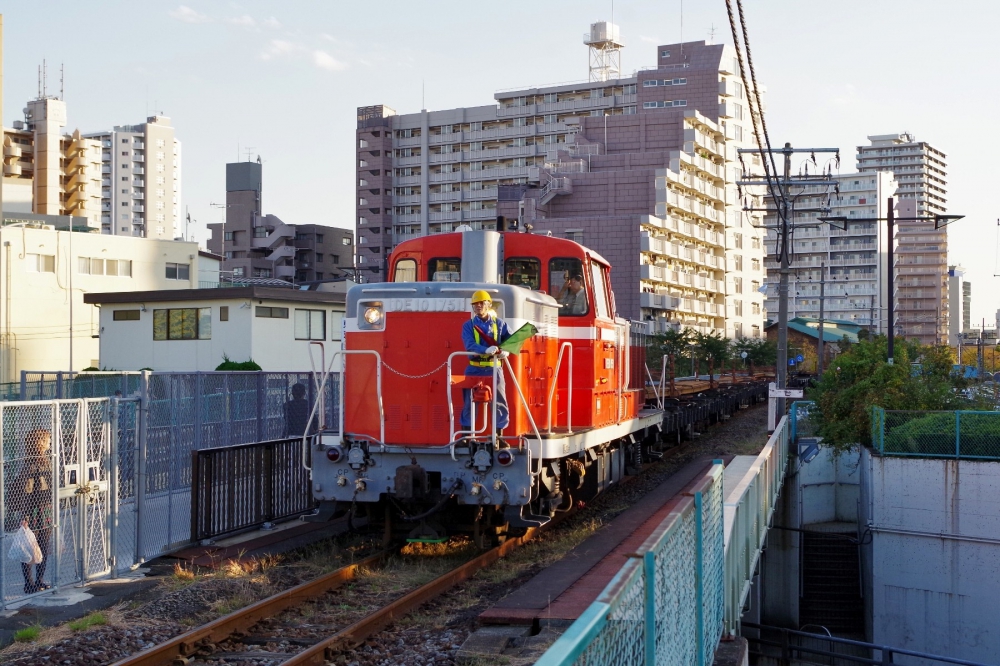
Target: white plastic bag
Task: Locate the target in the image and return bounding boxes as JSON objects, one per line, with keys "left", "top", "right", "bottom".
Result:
{"left": 7, "top": 525, "right": 43, "bottom": 565}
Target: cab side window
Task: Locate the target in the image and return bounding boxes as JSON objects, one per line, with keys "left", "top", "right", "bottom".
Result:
{"left": 393, "top": 258, "right": 417, "bottom": 282}
{"left": 549, "top": 257, "right": 588, "bottom": 317}
{"left": 590, "top": 261, "right": 612, "bottom": 318}
{"left": 504, "top": 258, "right": 540, "bottom": 290}
{"left": 428, "top": 257, "right": 461, "bottom": 282}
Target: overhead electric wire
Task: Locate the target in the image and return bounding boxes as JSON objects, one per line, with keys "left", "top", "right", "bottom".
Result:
{"left": 725, "top": 0, "right": 790, "bottom": 262}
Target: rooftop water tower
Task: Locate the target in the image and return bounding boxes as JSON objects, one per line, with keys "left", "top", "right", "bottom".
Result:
{"left": 584, "top": 21, "right": 624, "bottom": 82}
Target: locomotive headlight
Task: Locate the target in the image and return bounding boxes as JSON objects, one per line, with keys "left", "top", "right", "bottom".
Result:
{"left": 359, "top": 302, "right": 384, "bottom": 330}
{"left": 496, "top": 449, "right": 514, "bottom": 466}
{"left": 325, "top": 446, "right": 343, "bottom": 463}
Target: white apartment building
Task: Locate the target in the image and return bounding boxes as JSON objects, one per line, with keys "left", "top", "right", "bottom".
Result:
{"left": 947, "top": 265, "right": 971, "bottom": 346}
{"left": 764, "top": 171, "right": 897, "bottom": 331}
{"left": 85, "top": 116, "right": 182, "bottom": 239}
{"left": 0, "top": 217, "right": 213, "bottom": 381}
{"left": 857, "top": 133, "right": 947, "bottom": 217}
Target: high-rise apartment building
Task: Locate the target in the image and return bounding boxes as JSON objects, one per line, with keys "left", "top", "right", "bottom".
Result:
{"left": 2, "top": 92, "right": 182, "bottom": 238}
{"left": 856, "top": 133, "right": 949, "bottom": 345}
{"left": 857, "top": 133, "right": 947, "bottom": 217}
{"left": 85, "top": 115, "right": 181, "bottom": 239}
{"left": 763, "top": 172, "right": 896, "bottom": 331}
{"left": 357, "top": 29, "right": 765, "bottom": 336}
{"left": 207, "top": 161, "right": 355, "bottom": 283}
{"left": 3, "top": 97, "right": 104, "bottom": 227}
{"left": 947, "top": 265, "right": 970, "bottom": 345}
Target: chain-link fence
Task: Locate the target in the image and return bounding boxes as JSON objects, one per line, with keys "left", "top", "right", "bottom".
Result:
{"left": 873, "top": 408, "right": 1000, "bottom": 459}
{"left": 790, "top": 400, "right": 817, "bottom": 442}
{"left": 536, "top": 462, "right": 727, "bottom": 666}
{"left": 1, "top": 371, "right": 340, "bottom": 609}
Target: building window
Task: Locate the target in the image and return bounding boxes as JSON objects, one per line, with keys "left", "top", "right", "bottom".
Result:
{"left": 734, "top": 255, "right": 743, "bottom": 271}
{"left": 219, "top": 306, "right": 229, "bottom": 322}
{"left": 165, "top": 262, "right": 190, "bottom": 280}
{"left": 233, "top": 267, "right": 245, "bottom": 277}
{"left": 661, "top": 50, "right": 670, "bottom": 58}
{"left": 734, "top": 322, "right": 743, "bottom": 337}
{"left": 734, "top": 277, "right": 743, "bottom": 294}
{"left": 294, "top": 309, "right": 326, "bottom": 340}
{"left": 624, "top": 84, "right": 636, "bottom": 94}
{"left": 751, "top": 325, "right": 760, "bottom": 338}
{"left": 751, "top": 280, "right": 761, "bottom": 292}
{"left": 113, "top": 310, "right": 141, "bottom": 321}
{"left": 733, "top": 233, "right": 743, "bottom": 249}
{"left": 26, "top": 254, "right": 55, "bottom": 273}
{"left": 152, "top": 308, "right": 211, "bottom": 340}
{"left": 332, "top": 255, "right": 340, "bottom": 264}
{"left": 752, "top": 302, "right": 761, "bottom": 315}
{"left": 253, "top": 268, "right": 272, "bottom": 278}
{"left": 565, "top": 230, "right": 584, "bottom": 244}
{"left": 342, "top": 237, "right": 352, "bottom": 245}
{"left": 543, "top": 114, "right": 557, "bottom": 124}
{"left": 316, "top": 233, "right": 324, "bottom": 243}
{"left": 255, "top": 306, "right": 289, "bottom": 319}
{"left": 224, "top": 231, "right": 234, "bottom": 241}
{"left": 316, "top": 253, "right": 323, "bottom": 263}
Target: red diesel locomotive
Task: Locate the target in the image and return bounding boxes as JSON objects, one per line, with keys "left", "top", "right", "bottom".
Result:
{"left": 311, "top": 230, "right": 663, "bottom": 545}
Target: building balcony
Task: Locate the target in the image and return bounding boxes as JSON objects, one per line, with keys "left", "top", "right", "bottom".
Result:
{"left": 132, "top": 205, "right": 145, "bottom": 213}
{"left": 640, "top": 292, "right": 681, "bottom": 311}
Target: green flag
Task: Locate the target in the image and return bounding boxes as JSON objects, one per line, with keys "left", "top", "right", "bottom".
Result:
{"left": 501, "top": 323, "right": 538, "bottom": 354}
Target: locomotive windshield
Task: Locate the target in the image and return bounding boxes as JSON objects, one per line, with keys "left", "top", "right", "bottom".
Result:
{"left": 394, "top": 258, "right": 417, "bottom": 282}
{"left": 504, "top": 258, "right": 540, "bottom": 290}
{"left": 429, "top": 257, "right": 461, "bottom": 282}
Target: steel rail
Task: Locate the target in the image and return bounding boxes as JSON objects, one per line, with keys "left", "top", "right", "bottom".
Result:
{"left": 279, "top": 526, "right": 542, "bottom": 666}
{"left": 108, "top": 551, "right": 388, "bottom": 666}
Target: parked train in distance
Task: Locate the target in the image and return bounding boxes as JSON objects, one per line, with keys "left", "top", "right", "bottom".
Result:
{"left": 309, "top": 229, "right": 665, "bottom": 547}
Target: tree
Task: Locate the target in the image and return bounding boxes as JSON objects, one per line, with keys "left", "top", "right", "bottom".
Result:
{"left": 733, "top": 337, "right": 776, "bottom": 376}
{"left": 648, "top": 327, "right": 692, "bottom": 396}
{"left": 810, "top": 334, "right": 980, "bottom": 451}
{"left": 693, "top": 330, "right": 731, "bottom": 389}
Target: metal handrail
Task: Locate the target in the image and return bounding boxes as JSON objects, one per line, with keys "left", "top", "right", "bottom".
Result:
{"left": 545, "top": 342, "right": 574, "bottom": 433}
{"left": 742, "top": 622, "right": 992, "bottom": 666}
{"left": 447, "top": 351, "right": 499, "bottom": 459}
{"left": 502, "top": 354, "right": 544, "bottom": 446}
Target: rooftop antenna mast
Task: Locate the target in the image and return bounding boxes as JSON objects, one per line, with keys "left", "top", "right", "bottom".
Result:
{"left": 42, "top": 59, "right": 47, "bottom": 97}
{"left": 60, "top": 63, "right": 64, "bottom": 99}
{"left": 244, "top": 147, "right": 256, "bottom": 162}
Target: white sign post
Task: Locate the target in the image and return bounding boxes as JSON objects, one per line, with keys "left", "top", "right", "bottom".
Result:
{"left": 767, "top": 382, "right": 804, "bottom": 432}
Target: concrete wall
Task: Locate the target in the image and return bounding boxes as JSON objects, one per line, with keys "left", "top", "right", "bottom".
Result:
{"left": 860, "top": 448, "right": 1000, "bottom": 662}
{"left": 800, "top": 446, "right": 861, "bottom": 526}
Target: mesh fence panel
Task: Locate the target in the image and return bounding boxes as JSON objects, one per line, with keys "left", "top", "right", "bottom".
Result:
{"left": 701, "top": 479, "right": 726, "bottom": 665}
{"left": 1, "top": 402, "right": 58, "bottom": 606}
{"left": 880, "top": 410, "right": 1000, "bottom": 459}
{"left": 573, "top": 563, "right": 646, "bottom": 666}
{"left": 654, "top": 510, "right": 698, "bottom": 666}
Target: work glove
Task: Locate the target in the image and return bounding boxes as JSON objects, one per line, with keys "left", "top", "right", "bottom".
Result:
{"left": 499, "top": 351, "right": 511, "bottom": 359}
{"left": 485, "top": 346, "right": 499, "bottom": 355}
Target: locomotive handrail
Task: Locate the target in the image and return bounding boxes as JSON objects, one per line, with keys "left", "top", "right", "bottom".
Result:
{"left": 644, "top": 363, "right": 663, "bottom": 410}
{"left": 446, "top": 351, "right": 499, "bottom": 460}
{"left": 545, "top": 342, "right": 574, "bottom": 434}
{"left": 502, "top": 354, "right": 544, "bottom": 448}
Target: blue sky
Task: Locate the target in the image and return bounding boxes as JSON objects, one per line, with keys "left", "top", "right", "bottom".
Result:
{"left": 4, "top": 1, "right": 999, "bottom": 324}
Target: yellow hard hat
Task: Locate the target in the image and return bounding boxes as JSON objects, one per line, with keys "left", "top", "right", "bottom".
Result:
{"left": 471, "top": 290, "right": 492, "bottom": 304}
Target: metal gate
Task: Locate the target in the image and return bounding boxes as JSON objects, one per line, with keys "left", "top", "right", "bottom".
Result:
{"left": 1, "top": 398, "right": 123, "bottom": 607}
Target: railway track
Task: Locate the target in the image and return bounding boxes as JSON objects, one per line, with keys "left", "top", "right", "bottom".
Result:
{"left": 106, "top": 385, "right": 768, "bottom": 666}
{"left": 110, "top": 527, "right": 544, "bottom": 666}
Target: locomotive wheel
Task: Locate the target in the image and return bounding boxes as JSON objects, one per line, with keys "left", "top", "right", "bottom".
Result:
{"left": 473, "top": 506, "right": 509, "bottom": 550}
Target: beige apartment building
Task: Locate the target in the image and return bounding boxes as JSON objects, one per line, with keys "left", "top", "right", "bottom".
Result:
{"left": 3, "top": 97, "right": 104, "bottom": 227}
{"left": 357, "top": 27, "right": 766, "bottom": 337}
{"left": 2, "top": 92, "right": 182, "bottom": 238}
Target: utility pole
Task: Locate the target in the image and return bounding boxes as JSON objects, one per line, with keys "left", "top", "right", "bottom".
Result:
{"left": 738, "top": 142, "right": 839, "bottom": 425}
{"left": 887, "top": 198, "right": 895, "bottom": 364}
{"left": 817, "top": 261, "right": 825, "bottom": 376}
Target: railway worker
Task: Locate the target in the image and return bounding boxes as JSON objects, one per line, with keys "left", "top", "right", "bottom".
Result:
{"left": 559, "top": 273, "right": 588, "bottom": 315}
{"left": 461, "top": 290, "right": 511, "bottom": 432}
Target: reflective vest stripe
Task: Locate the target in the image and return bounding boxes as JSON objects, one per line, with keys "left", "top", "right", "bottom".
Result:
{"left": 470, "top": 318, "right": 500, "bottom": 367}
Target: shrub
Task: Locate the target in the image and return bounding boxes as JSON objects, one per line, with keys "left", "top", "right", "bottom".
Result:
{"left": 215, "top": 354, "right": 262, "bottom": 372}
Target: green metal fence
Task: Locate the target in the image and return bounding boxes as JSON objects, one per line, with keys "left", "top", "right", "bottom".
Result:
{"left": 535, "top": 462, "right": 726, "bottom": 666}
{"left": 872, "top": 407, "right": 1000, "bottom": 459}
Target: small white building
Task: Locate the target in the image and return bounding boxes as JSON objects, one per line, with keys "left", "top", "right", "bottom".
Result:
{"left": 85, "top": 286, "right": 347, "bottom": 372}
